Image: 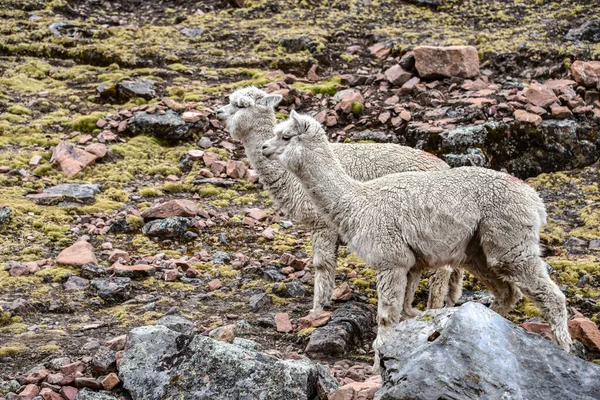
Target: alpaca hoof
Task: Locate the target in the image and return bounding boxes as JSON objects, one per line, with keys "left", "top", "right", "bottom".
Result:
{"left": 403, "top": 307, "right": 420, "bottom": 319}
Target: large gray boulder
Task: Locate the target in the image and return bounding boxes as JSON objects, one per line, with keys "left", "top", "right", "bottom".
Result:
{"left": 120, "top": 318, "right": 337, "bottom": 400}
{"left": 376, "top": 302, "right": 600, "bottom": 400}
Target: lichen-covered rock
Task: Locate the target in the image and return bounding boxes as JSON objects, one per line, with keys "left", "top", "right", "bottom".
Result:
{"left": 377, "top": 302, "right": 600, "bottom": 400}
{"left": 90, "top": 277, "right": 131, "bottom": 302}
{"left": 142, "top": 216, "right": 193, "bottom": 239}
{"left": 156, "top": 315, "right": 195, "bottom": 334}
{"left": 26, "top": 184, "right": 101, "bottom": 205}
{"left": 306, "top": 302, "right": 373, "bottom": 356}
{"left": 119, "top": 321, "right": 337, "bottom": 399}
{"left": 0, "top": 205, "right": 10, "bottom": 224}
{"left": 74, "top": 388, "right": 120, "bottom": 400}
{"left": 126, "top": 110, "right": 190, "bottom": 141}
{"left": 118, "top": 79, "right": 156, "bottom": 100}
{"left": 566, "top": 20, "right": 600, "bottom": 42}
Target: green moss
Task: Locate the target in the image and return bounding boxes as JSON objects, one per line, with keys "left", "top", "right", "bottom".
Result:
{"left": 298, "top": 327, "right": 316, "bottom": 336}
{"left": 105, "top": 188, "right": 129, "bottom": 202}
{"left": 38, "top": 344, "right": 60, "bottom": 352}
{"left": 0, "top": 346, "right": 26, "bottom": 358}
{"left": 35, "top": 266, "right": 79, "bottom": 282}
{"left": 293, "top": 76, "right": 342, "bottom": 95}
{"left": 340, "top": 53, "right": 356, "bottom": 63}
{"left": 351, "top": 102, "right": 364, "bottom": 114}
{"left": 70, "top": 112, "right": 106, "bottom": 133}
{"left": 126, "top": 215, "right": 144, "bottom": 229}
{"left": 198, "top": 184, "right": 223, "bottom": 198}
{"left": 168, "top": 63, "right": 192, "bottom": 72}
{"left": 161, "top": 182, "right": 187, "bottom": 193}
{"left": 138, "top": 187, "right": 161, "bottom": 197}
{"left": 0, "top": 322, "right": 28, "bottom": 334}
{"left": 7, "top": 105, "right": 32, "bottom": 116}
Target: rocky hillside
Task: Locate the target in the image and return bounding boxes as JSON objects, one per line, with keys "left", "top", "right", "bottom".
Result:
{"left": 1, "top": 0, "right": 599, "bottom": 399}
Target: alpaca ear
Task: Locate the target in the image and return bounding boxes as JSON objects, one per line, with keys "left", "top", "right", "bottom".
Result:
{"left": 256, "top": 94, "right": 282, "bottom": 108}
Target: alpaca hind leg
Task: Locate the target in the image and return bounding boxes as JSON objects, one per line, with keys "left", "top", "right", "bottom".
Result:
{"left": 428, "top": 266, "right": 452, "bottom": 309}
{"left": 402, "top": 267, "right": 422, "bottom": 318}
{"left": 468, "top": 250, "right": 522, "bottom": 316}
{"left": 373, "top": 266, "right": 409, "bottom": 373}
{"left": 508, "top": 257, "right": 571, "bottom": 350}
{"left": 445, "top": 267, "right": 464, "bottom": 307}
{"left": 310, "top": 228, "right": 339, "bottom": 312}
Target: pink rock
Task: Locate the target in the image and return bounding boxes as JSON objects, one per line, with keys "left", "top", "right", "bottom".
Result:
{"left": 101, "top": 372, "right": 120, "bottom": 390}
{"left": 59, "top": 386, "right": 78, "bottom": 400}
{"left": 337, "top": 92, "right": 365, "bottom": 114}
{"left": 60, "top": 361, "right": 86, "bottom": 375}
{"left": 19, "top": 384, "right": 39, "bottom": 398}
{"left": 384, "top": 64, "right": 412, "bottom": 86}
{"left": 25, "top": 368, "right": 50, "bottom": 384}
{"left": 108, "top": 249, "right": 129, "bottom": 263}
{"left": 188, "top": 149, "right": 205, "bottom": 160}
{"left": 299, "top": 311, "right": 331, "bottom": 329}
{"left": 164, "top": 268, "right": 179, "bottom": 282}
{"left": 208, "top": 279, "right": 223, "bottom": 291}
{"left": 84, "top": 143, "right": 107, "bottom": 158}
{"left": 523, "top": 82, "right": 559, "bottom": 108}
{"left": 29, "top": 155, "right": 43, "bottom": 166}
{"left": 571, "top": 60, "right": 600, "bottom": 88}
{"left": 245, "top": 169, "right": 259, "bottom": 183}
{"left": 413, "top": 45, "right": 480, "bottom": 79}
{"left": 514, "top": 110, "right": 542, "bottom": 126}
{"left": 56, "top": 241, "right": 97, "bottom": 266}
{"left": 105, "top": 334, "right": 127, "bottom": 351}
{"left": 113, "top": 263, "right": 155, "bottom": 277}
{"left": 181, "top": 110, "right": 203, "bottom": 123}
{"left": 550, "top": 105, "right": 573, "bottom": 119}
{"left": 202, "top": 152, "right": 220, "bottom": 167}
{"left": 400, "top": 76, "right": 420, "bottom": 94}
{"left": 307, "top": 64, "right": 319, "bottom": 82}
{"left": 275, "top": 313, "right": 293, "bottom": 333}
{"left": 246, "top": 208, "right": 267, "bottom": 221}
{"left": 40, "top": 389, "right": 63, "bottom": 400}
{"left": 141, "top": 199, "right": 199, "bottom": 219}
{"left": 46, "top": 373, "right": 64, "bottom": 385}
{"left": 332, "top": 282, "right": 353, "bottom": 301}
{"left": 226, "top": 160, "right": 247, "bottom": 179}
{"left": 521, "top": 321, "right": 554, "bottom": 342}
{"left": 51, "top": 141, "right": 98, "bottom": 177}
{"left": 261, "top": 227, "right": 275, "bottom": 240}
{"left": 368, "top": 43, "right": 391, "bottom": 59}
{"left": 568, "top": 317, "right": 600, "bottom": 352}
{"left": 210, "top": 160, "right": 227, "bottom": 176}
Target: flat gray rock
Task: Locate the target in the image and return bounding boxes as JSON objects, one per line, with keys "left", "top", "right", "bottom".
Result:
{"left": 26, "top": 184, "right": 100, "bottom": 205}
{"left": 376, "top": 302, "right": 600, "bottom": 400}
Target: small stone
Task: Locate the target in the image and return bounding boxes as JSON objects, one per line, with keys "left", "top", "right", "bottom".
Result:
{"left": 245, "top": 169, "right": 259, "bottom": 183}
{"left": 29, "top": 155, "right": 43, "bottom": 166}
{"left": 261, "top": 227, "right": 275, "bottom": 240}
{"left": 368, "top": 42, "right": 391, "bottom": 59}
{"left": 101, "top": 373, "right": 120, "bottom": 390}
{"left": 60, "top": 361, "right": 86, "bottom": 375}
{"left": 19, "top": 384, "right": 40, "bottom": 398}
{"left": 63, "top": 275, "right": 89, "bottom": 291}
{"left": 523, "top": 83, "right": 559, "bottom": 109}
{"left": 74, "top": 377, "right": 102, "bottom": 390}
{"left": 413, "top": 45, "right": 479, "bottom": 78}
{"left": 60, "top": 387, "right": 78, "bottom": 400}
{"left": 521, "top": 321, "right": 554, "bottom": 342}
{"left": 568, "top": 317, "right": 600, "bottom": 352}
{"left": 332, "top": 282, "right": 353, "bottom": 301}
{"left": 514, "top": 110, "right": 542, "bottom": 125}
{"left": 571, "top": 61, "right": 600, "bottom": 88}
{"left": 249, "top": 293, "right": 271, "bottom": 312}
{"left": 275, "top": 313, "right": 293, "bottom": 333}
{"left": 384, "top": 64, "right": 412, "bottom": 86}
{"left": 113, "top": 263, "right": 156, "bottom": 278}
{"left": 208, "top": 279, "right": 223, "bottom": 291}
{"left": 551, "top": 106, "right": 573, "bottom": 119}
{"left": 299, "top": 311, "right": 331, "bottom": 329}
{"left": 51, "top": 141, "right": 98, "bottom": 177}
{"left": 246, "top": 208, "right": 267, "bottom": 221}
{"left": 226, "top": 160, "right": 247, "bottom": 179}
{"left": 90, "top": 277, "right": 131, "bottom": 302}
{"left": 181, "top": 110, "right": 203, "bottom": 123}
{"left": 25, "top": 369, "right": 50, "bottom": 384}
{"left": 46, "top": 373, "right": 64, "bottom": 385}
{"left": 83, "top": 143, "right": 107, "bottom": 158}
{"left": 105, "top": 335, "right": 127, "bottom": 351}
{"left": 141, "top": 199, "right": 199, "bottom": 219}
{"left": 187, "top": 150, "right": 205, "bottom": 160}
{"left": 56, "top": 241, "right": 97, "bottom": 266}
{"left": 108, "top": 249, "right": 129, "bottom": 263}
{"left": 208, "top": 324, "right": 235, "bottom": 343}
{"left": 164, "top": 269, "right": 179, "bottom": 282}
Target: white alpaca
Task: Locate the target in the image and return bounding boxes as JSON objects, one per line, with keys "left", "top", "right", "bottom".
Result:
{"left": 217, "top": 86, "right": 462, "bottom": 314}
{"left": 262, "top": 111, "right": 572, "bottom": 368}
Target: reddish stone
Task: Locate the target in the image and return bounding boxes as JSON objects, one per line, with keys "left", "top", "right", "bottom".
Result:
{"left": 337, "top": 92, "right": 364, "bottom": 114}
{"left": 329, "top": 375, "right": 382, "bottom": 400}
{"left": 281, "top": 266, "right": 294, "bottom": 275}
{"left": 378, "top": 111, "right": 391, "bottom": 124}
{"left": 75, "top": 377, "right": 101, "bottom": 390}
{"left": 101, "top": 373, "right": 120, "bottom": 390}
{"left": 568, "top": 317, "right": 600, "bottom": 352}
{"left": 571, "top": 60, "right": 600, "bottom": 88}
{"left": 551, "top": 105, "right": 573, "bottom": 119}
{"left": 210, "top": 160, "right": 227, "bottom": 176}
{"left": 60, "top": 361, "right": 86, "bottom": 375}
{"left": 141, "top": 199, "right": 198, "bottom": 220}
{"left": 188, "top": 149, "right": 204, "bottom": 160}
{"left": 59, "top": 386, "right": 78, "bottom": 400}
{"left": 105, "top": 334, "right": 127, "bottom": 351}
{"left": 84, "top": 143, "right": 107, "bottom": 158}
{"left": 399, "top": 110, "right": 412, "bottom": 122}
{"left": 521, "top": 321, "right": 554, "bottom": 342}
{"left": 25, "top": 368, "right": 50, "bottom": 384}
{"left": 400, "top": 76, "right": 420, "bottom": 94}
{"left": 9, "top": 263, "right": 29, "bottom": 276}
{"left": 226, "top": 160, "right": 247, "bottom": 179}
{"left": 246, "top": 208, "right": 267, "bottom": 221}
{"left": 208, "top": 279, "right": 223, "bottom": 291}
{"left": 18, "top": 384, "right": 39, "bottom": 398}
{"left": 299, "top": 311, "right": 331, "bottom": 329}
{"left": 164, "top": 268, "right": 179, "bottom": 282}
{"left": 51, "top": 141, "right": 98, "bottom": 177}
{"left": 544, "top": 79, "right": 577, "bottom": 95}
{"left": 524, "top": 104, "right": 547, "bottom": 115}
{"left": 461, "top": 79, "right": 488, "bottom": 91}
{"left": 108, "top": 249, "right": 129, "bottom": 263}
{"left": 307, "top": 64, "right": 319, "bottom": 82}
{"left": 368, "top": 43, "right": 391, "bottom": 59}
{"left": 275, "top": 313, "right": 293, "bottom": 333}
{"left": 113, "top": 263, "right": 156, "bottom": 278}
{"left": 332, "top": 282, "right": 353, "bottom": 301}
{"left": 40, "top": 388, "right": 63, "bottom": 400}
{"left": 245, "top": 169, "right": 259, "bottom": 183}
{"left": 413, "top": 46, "right": 479, "bottom": 79}
{"left": 514, "top": 110, "right": 542, "bottom": 125}
{"left": 384, "top": 64, "right": 412, "bottom": 86}
{"left": 56, "top": 241, "right": 97, "bottom": 266}
{"left": 181, "top": 110, "right": 203, "bottom": 123}
{"left": 29, "top": 155, "right": 43, "bottom": 166}
{"left": 202, "top": 152, "right": 220, "bottom": 167}
{"left": 523, "top": 83, "right": 559, "bottom": 108}
{"left": 279, "top": 253, "right": 296, "bottom": 266}
{"left": 46, "top": 373, "right": 64, "bottom": 385}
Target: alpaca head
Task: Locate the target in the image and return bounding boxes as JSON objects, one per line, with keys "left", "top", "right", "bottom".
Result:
{"left": 262, "top": 110, "right": 329, "bottom": 173}
{"left": 216, "top": 86, "right": 282, "bottom": 140}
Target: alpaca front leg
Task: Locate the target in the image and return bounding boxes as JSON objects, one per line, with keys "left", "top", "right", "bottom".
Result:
{"left": 402, "top": 267, "right": 422, "bottom": 318}
{"left": 310, "top": 228, "right": 339, "bottom": 312}
{"left": 373, "top": 267, "right": 407, "bottom": 373}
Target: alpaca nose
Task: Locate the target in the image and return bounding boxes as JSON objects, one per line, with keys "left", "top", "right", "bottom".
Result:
{"left": 262, "top": 144, "right": 268, "bottom": 151}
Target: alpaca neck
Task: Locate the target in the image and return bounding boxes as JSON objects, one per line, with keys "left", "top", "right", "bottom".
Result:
{"left": 240, "top": 114, "right": 287, "bottom": 187}
{"left": 293, "top": 147, "right": 363, "bottom": 230}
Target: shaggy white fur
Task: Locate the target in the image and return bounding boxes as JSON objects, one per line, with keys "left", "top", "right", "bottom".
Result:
{"left": 216, "top": 86, "right": 462, "bottom": 313}
{"left": 263, "top": 111, "right": 571, "bottom": 369}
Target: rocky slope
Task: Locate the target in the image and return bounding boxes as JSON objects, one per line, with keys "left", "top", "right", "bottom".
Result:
{"left": 0, "top": 0, "right": 599, "bottom": 399}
